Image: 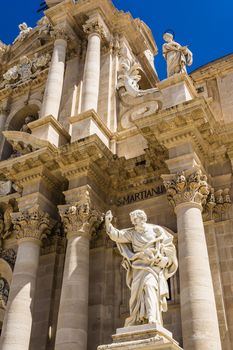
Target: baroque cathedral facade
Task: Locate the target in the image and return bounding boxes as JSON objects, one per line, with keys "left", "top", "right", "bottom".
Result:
{"left": 0, "top": 0, "right": 232, "bottom": 349}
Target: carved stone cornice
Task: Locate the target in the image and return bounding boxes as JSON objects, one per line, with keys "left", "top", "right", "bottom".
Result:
{"left": 59, "top": 190, "right": 103, "bottom": 240}
{"left": 11, "top": 206, "right": 54, "bottom": 243}
{"left": 162, "top": 169, "right": 209, "bottom": 209}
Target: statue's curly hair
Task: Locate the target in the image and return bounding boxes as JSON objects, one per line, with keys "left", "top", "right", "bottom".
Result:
{"left": 129, "top": 210, "right": 147, "bottom": 223}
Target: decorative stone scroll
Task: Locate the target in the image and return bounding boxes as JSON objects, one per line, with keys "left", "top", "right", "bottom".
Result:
{"left": 0, "top": 53, "right": 51, "bottom": 90}
{"left": 59, "top": 196, "right": 103, "bottom": 239}
{"left": 11, "top": 206, "right": 54, "bottom": 242}
{"left": 162, "top": 169, "right": 209, "bottom": 208}
{"left": 117, "top": 57, "right": 161, "bottom": 98}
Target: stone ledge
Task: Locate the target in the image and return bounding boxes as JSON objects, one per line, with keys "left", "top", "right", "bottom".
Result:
{"left": 98, "top": 325, "right": 182, "bottom": 350}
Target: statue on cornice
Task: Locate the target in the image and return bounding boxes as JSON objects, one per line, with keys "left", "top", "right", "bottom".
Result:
{"left": 13, "top": 22, "right": 32, "bottom": 45}
{"left": 162, "top": 32, "right": 193, "bottom": 78}
{"left": 20, "top": 115, "right": 38, "bottom": 134}
{"left": 105, "top": 209, "right": 178, "bottom": 326}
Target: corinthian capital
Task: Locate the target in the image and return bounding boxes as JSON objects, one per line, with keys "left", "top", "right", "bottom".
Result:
{"left": 11, "top": 206, "right": 54, "bottom": 243}
{"left": 83, "top": 15, "right": 108, "bottom": 40}
{"left": 162, "top": 169, "right": 209, "bottom": 209}
{"left": 59, "top": 195, "right": 103, "bottom": 240}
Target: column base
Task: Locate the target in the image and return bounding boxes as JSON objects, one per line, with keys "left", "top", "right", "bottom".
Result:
{"left": 97, "top": 324, "right": 182, "bottom": 350}
{"left": 70, "top": 109, "right": 112, "bottom": 148}
{"left": 28, "top": 115, "right": 70, "bottom": 147}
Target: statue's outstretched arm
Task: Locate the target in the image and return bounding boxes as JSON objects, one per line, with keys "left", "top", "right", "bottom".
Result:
{"left": 105, "top": 210, "right": 131, "bottom": 243}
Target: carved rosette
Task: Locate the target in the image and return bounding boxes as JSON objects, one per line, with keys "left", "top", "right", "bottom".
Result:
{"left": 163, "top": 170, "right": 209, "bottom": 209}
{"left": 59, "top": 200, "right": 103, "bottom": 240}
{"left": 83, "top": 20, "right": 107, "bottom": 40}
{"left": 11, "top": 207, "right": 54, "bottom": 243}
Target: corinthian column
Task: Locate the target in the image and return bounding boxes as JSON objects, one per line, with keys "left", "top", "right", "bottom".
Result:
{"left": 55, "top": 196, "right": 101, "bottom": 350}
{"left": 81, "top": 18, "right": 106, "bottom": 112}
{"left": 163, "top": 170, "right": 222, "bottom": 350}
{"left": 40, "top": 27, "right": 68, "bottom": 119}
{"left": 0, "top": 207, "right": 53, "bottom": 350}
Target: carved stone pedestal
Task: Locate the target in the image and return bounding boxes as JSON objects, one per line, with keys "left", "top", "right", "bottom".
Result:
{"left": 97, "top": 324, "right": 183, "bottom": 350}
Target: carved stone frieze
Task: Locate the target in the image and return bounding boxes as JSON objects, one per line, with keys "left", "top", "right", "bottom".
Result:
{"left": 162, "top": 169, "right": 209, "bottom": 208}
{"left": 203, "top": 187, "right": 232, "bottom": 222}
{"left": 0, "top": 53, "right": 51, "bottom": 90}
{"left": 11, "top": 206, "right": 54, "bottom": 242}
{"left": 59, "top": 191, "right": 103, "bottom": 240}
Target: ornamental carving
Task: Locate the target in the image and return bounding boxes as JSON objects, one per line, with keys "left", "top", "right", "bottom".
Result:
{"left": 59, "top": 193, "right": 103, "bottom": 239}
{"left": 0, "top": 277, "right": 9, "bottom": 310}
{"left": 11, "top": 207, "right": 54, "bottom": 242}
{"left": 20, "top": 115, "right": 38, "bottom": 134}
{"left": 0, "top": 248, "right": 16, "bottom": 270}
{"left": 0, "top": 53, "right": 51, "bottom": 90}
{"left": 163, "top": 169, "right": 209, "bottom": 208}
{"left": 117, "top": 57, "right": 161, "bottom": 98}
{"left": 203, "top": 187, "right": 232, "bottom": 222}
{"left": 83, "top": 20, "right": 107, "bottom": 40}
{"left": 0, "top": 205, "right": 14, "bottom": 247}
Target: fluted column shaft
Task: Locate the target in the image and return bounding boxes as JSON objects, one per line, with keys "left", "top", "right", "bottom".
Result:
{"left": 41, "top": 38, "right": 67, "bottom": 119}
{"left": 163, "top": 171, "right": 222, "bottom": 350}
{"left": 81, "top": 32, "right": 101, "bottom": 112}
{"left": 55, "top": 200, "right": 101, "bottom": 350}
{"left": 0, "top": 208, "right": 52, "bottom": 350}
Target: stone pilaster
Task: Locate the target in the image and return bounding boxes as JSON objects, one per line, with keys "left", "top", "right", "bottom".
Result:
{"left": 55, "top": 191, "right": 102, "bottom": 350}
{"left": 40, "top": 26, "right": 68, "bottom": 120}
{"left": 163, "top": 170, "right": 222, "bottom": 350}
{"left": 81, "top": 16, "right": 107, "bottom": 112}
{"left": 0, "top": 207, "right": 53, "bottom": 350}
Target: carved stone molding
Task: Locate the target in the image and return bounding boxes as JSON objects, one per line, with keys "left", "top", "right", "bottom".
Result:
{"left": 162, "top": 169, "right": 209, "bottom": 208}
{"left": 59, "top": 191, "right": 103, "bottom": 240}
{"left": 11, "top": 206, "right": 54, "bottom": 243}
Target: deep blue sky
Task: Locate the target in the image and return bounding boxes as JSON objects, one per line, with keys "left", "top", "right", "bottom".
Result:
{"left": 0, "top": 0, "right": 232, "bottom": 80}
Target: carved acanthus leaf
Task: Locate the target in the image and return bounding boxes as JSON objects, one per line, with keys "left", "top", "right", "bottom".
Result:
{"left": 117, "top": 57, "right": 161, "bottom": 98}
{"left": 203, "top": 187, "right": 232, "bottom": 222}
{"left": 11, "top": 206, "right": 54, "bottom": 242}
{"left": 162, "top": 169, "right": 209, "bottom": 208}
{"left": 83, "top": 20, "right": 107, "bottom": 40}
{"left": 59, "top": 194, "right": 103, "bottom": 239}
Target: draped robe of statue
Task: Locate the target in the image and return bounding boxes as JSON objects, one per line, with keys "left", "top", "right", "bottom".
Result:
{"left": 107, "top": 223, "right": 178, "bottom": 326}
{"left": 163, "top": 40, "right": 193, "bottom": 77}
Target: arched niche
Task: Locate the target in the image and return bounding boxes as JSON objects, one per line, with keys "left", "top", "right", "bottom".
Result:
{"left": 7, "top": 104, "right": 40, "bottom": 131}
{"left": 1, "top": 103, "right": 40, "bottom": 160}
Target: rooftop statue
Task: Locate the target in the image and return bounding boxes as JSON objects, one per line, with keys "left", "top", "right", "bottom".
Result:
{"left": 13, "top": 22, "right": 32, "bottom": 45}
{"left": 105, "top": 209, "right": 178, "bottom": 326}
{"left": 162, "top": 32, "right": 193, "bottom": 78}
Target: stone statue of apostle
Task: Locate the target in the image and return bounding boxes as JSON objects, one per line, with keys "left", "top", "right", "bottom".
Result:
{"left": 163, "top": 32, "right": 193, "bottom": 78}
{"left": 105, "top": 209, "right": 178, "bottom": 326}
